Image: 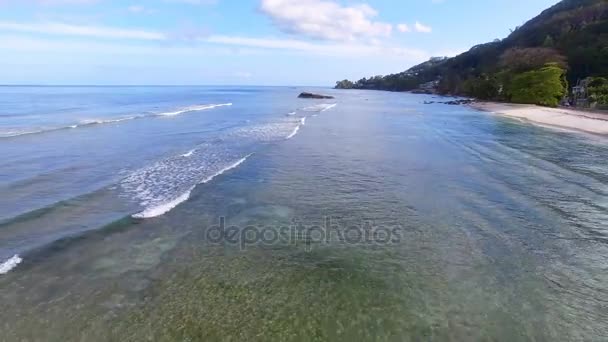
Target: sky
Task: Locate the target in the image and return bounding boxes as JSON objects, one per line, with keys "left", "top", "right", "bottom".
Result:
{"left": 0, "top": 0, "right": 560, "bottom": 86}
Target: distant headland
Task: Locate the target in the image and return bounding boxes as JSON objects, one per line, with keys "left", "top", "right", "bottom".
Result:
{"left": 336, "top": 0, "right": 608, "bottom": 110}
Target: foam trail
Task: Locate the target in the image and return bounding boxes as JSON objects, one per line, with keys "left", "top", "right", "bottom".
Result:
{"left": 300, "top": 117, "right": 307, "bottom": 125}
{"left": 132, "top": 189, "right": 193, "bottom": 219}
{"left": 286, "top": 112, "right": 296, "bottom": 116}
{"left": 79, "top": 115, "right": 143, "bottom": 126}
{"left": 0, "top": 129, "right": 46, "bottom": 138}
{"left": 0, "top": 255, "right": 22, "bottom": 275}
{"left": 181, "top": 149, "right": 196, "bottom": 158}
{"left": 157, "top": 103, "right": 232, "bottom": 117}
{"left": 0, "top": 116, "right": 142, "bottom": 137}
{"left": 199, "top": 154, "right": 252, "bottom": 184}
{"left": 286, "top": 125, "right": 300, "bottom": 139}
{"left": 302, "top": 103, "right": 337, "bottom": 113}
{"left": 132, "top": 154, "right": 252, "bottom": 219}
{"left": 321, "top": 104, "right": 337, "bottom": 112}
{"left": 0, "top": 103, "right": 233, "bottom": 139}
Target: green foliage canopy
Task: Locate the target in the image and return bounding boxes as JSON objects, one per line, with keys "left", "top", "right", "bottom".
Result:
{"left": 334, "top": 0, "right": 607, "bottom": 107}
{"left": 506, "top": 64, "right": 568, "bottom": 107}
{"left": 587, "top": 77, "right": 608, "bottom": 105}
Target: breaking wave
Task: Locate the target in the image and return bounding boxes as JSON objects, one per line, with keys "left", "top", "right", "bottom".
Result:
{"left": 0, "top": 103, "right": 233, "bottom": 138}
{"left": 123, "top": 145, "right": 253, "bottom": 219}
{"left": 286, "top": 125, "right": 300, "bottom": 139}
{"left": 302, "top": 103, "right": 337, "bottom": 113}
{"left": 122, "top": 112, "right": 305, "bottom": 219}
{"left": 156, "top": 103, "right": 232, "bottom": 117}
{"left": 0, "top": 255, "right": 22, "bottom": 275}
{"left": 181, "top": 149, "right": 196, "bottom": 158}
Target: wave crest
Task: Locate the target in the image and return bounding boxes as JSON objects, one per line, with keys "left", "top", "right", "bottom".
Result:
{"left": 126, "top": 152, "right": 252, "bottom": 219}
{"left": 0, "top": 103, "right": 233, "bottom": 139}
{"left": 0, "top": 255, "right": 22, "bottom": 275}
{"left": 302, "top": 103, "right": 337, "bottom": 113}
{"left": 156, "top": 103, "right": 232, "bottom": 117}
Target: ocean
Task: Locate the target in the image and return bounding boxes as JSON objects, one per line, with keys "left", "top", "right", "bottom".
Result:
{"left": 0, "top": 86, "right": 607, "bottom": 340}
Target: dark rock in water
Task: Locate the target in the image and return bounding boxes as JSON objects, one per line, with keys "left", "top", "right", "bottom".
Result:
{"left": 411, "top": 89, "right": 433, "bottom": 95}
{"left": 298, "top": 92, "right": 334, "bottom": 99}
{"left": 445, "top": 99, "right": 475, "bottom": 105}
{"left": 424, "top": 99, "right": 475, "bottom": 105}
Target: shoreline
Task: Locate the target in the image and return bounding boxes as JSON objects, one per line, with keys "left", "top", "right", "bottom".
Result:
{"left": 469, "top": 101, "right": 608, "bottom": 136}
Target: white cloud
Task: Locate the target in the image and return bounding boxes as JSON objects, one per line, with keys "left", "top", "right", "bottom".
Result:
{"left": 234, "top": 71, "right": 253, "bottom": 78}
{"left": 0, "top": 20, "right": 431, "bottom": 60}
{"left": 162, "top": 0, "right": 217, "bottom": 4}
{"left": 0, "top": 21, "right": 166, "bottom": 40}
{"left": 0, "top": 34, "right": 434, "bottom": 85}
{"left": 397, "top": 24, "right": 410, "bottom": 33}
{"left": 0, "top": 0, "right": 99, "bottom": 4}
{"left": 260, "top": 0, "right": 392, "bottom": 42}
{"left": 127, "top": 5, "right": 158, "bottom": 14}
{"left": 414, "top": 21, "right": 432, "bottom": 33}
{"left": 128, "top": 5, "right": 146, "bottom": 13}
{"left": 37, "top": 0, "right": 98, "bottom": 3}
{"left": 204, "top": 35, "right": 428, "bottom": 59}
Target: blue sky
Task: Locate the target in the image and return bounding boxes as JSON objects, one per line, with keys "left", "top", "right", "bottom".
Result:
{"left": 0, "top": 0, "right": 559, "bottom": 86}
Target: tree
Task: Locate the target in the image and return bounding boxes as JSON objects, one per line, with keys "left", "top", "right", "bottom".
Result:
{"left": 463, "top": 75, "right": 500, "bottom": 99}
{"left": 507, "top": 64, "right": 568, "bottom": 107}
{"left": 499, "top": 48, "right": 568, "bottom": 73}
{"left": 335, "top": 80, "right": 354, "bottom": 89}
{"left": 587, "top": 77, "right": 608, "bottom": 105}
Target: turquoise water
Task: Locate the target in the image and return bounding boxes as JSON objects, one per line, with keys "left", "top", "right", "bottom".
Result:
{"left": 1, "top": 86, "right": 607, "bottom": 341}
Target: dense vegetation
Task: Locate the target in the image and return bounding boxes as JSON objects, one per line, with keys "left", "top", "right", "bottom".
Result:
{"left": 336, "top": 0, "right": 608, "bottom": 107}
{"left": 588, "top": 77, "right": 608, "bottom": 105}
{"left": 506, "top": 63, "right": 568, "bottom": 107}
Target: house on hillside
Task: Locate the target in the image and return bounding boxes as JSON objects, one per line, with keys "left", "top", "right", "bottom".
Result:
{"left": 419, "top": 80, "right": 440, "bottom": 92}
{"left": 572, "top": 78, "right": 591, "bottom": 107}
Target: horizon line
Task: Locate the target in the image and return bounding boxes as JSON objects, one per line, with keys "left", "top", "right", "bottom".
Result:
{"left": 0, "top": 84, "right": 333, "bottom": 88}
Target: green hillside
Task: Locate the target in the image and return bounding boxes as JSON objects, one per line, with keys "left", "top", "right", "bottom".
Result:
{"left": 336, "top": 0, "right": 608, "bottom": 107}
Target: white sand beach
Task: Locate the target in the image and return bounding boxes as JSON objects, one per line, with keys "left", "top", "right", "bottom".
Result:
{"left": 470, "top": 102, "right": 608, "bottom": 135}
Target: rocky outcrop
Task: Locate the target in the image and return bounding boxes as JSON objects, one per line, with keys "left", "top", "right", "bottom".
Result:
{"left": 424, "top": 99, "right": 475, "bottom": 105}
{"left": 298, "top": 92, "right": 335, "bottom": 99}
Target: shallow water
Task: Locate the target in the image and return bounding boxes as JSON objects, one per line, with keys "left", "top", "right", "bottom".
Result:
{"left": 1, "top": 87, "right": 607, "bottom": 341}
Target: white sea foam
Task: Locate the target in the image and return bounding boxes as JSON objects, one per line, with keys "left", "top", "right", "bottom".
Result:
{"left": 321, "top": 103, "right": 337, "bottom": 112}
{"left": 132, "top": 188, "right": 194, "bottom": 219}
{"left": 181, "top": 149, "right": 196, "bottom": 157}
{"left": 0, "top": 117, "right": 137, "bottom": 137}
{"left": 199, "top": 154, "right": 252, "bottom": 184}
{"left": 232, "top": 121, "right": 300, "bottom": 142}
{"left": 0, "top": 129, "right": 44, "bottom": 138}
{"left": 286, "top": 125, "right": 300, "bottom": 139}
{"left": 286, "top": 111, "right": 296, "bottom": 116}
{"left": 156, "top": 103, "right": 232, "bottom": 117}
{"left": 130, "top": 154, "right": 252, "bottom": 219}
{"left": 302, "top": 103, "right": 337, "bottom": 113}
{"left": 284, "top": 117, "right": 307, "bottom": 139}
{"left": 79, "top": 115, "right": 142, "bottom": 126}
{"left": 0, "top": 103, "right": 232, "bottom": 139}
{"left": 0, "top": 255, "right": 22, "bottom": 275}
